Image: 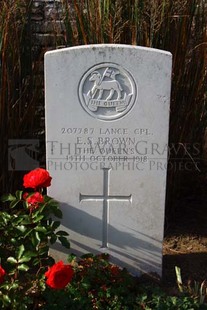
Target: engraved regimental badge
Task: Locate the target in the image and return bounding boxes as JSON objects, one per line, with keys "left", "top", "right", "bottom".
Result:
{"left": 78, "top": 63, "right": 137, "bottom": 121}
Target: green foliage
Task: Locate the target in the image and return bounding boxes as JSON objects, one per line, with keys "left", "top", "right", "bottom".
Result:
{"left": 0, "top": 190, "right": 70, "bottom": 309}
{"left": 0, "top": 182, "right": 206, "bottom": 309}
{"left": 176, "top": 266, "right": 207, "bottom": 305}
{"left": 41, "top": 253, "right": 206, "bottom": 310}
{"left": 66, "top": 253, "right": 137, "bottom": 309}
{"left": 135, "top": 285, "right": 202, "bottom": 310}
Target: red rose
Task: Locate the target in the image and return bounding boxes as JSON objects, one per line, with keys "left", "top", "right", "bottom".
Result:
{"left": 24, "top": 192, "right": 44, "bottom": 209}
{"left": 23, "top": 192, "right": 29, "bottom": 200}
{"left": 23, "top": 168, "right": 52, "bottom": 189}
{"left": 45, "top": 261, "right": 74, "bottom": 289}
{"left": 0, "top": 265, "right": 6, "bottom": 284}
{"left": 110, "top": 265, "right": 120, "bottom": 276}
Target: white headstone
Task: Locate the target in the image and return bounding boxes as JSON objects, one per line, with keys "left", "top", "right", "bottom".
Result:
{"left": 45, "top": 44, "right": 172, "bottom": 276}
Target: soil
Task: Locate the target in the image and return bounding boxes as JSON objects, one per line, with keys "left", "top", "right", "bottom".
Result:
{"left": 162, "top": 171, "right": 207, "bottom": 287}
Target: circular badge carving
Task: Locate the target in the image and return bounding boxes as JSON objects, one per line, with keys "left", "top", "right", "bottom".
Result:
{"left": 78, "top": 63, "right": 137, "bottom": 121}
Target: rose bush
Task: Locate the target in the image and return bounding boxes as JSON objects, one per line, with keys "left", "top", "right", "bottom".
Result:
{"left": 23, "top": 168, "right": 52, "bottom": 189}
{"left": 45, "top": 261, "right": 74, "bottom": 289}
{"left": 0, "top": 168, "right": 71, "bottom": 309}
{"left": 0, "top": 169, "right": 205, "bottom": 309}
{"left": 24, "top": 192, "right": 44, "bottom": 210}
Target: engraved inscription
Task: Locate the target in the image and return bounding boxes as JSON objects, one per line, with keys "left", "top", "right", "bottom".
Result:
{"left": 80, "top": 168, "right": 132, "bottom": 248}
{"left": 79, "top": 63, "right": 137, "bottom": 121}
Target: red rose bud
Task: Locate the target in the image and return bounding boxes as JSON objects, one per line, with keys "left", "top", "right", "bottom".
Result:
{"left": 45, "top": 261, "right": 74, "bottom": 290}
{"left": 25, "top": 192, "right": 44, "bottom": 209}
{"left": 0, "top": 266, "right": 6, "bottom": 284}
{"left": 23, "top": 168, "right": 52, "bottom": 189}
{"left": 23, "top": 192, "right": 29, "bottom": 200}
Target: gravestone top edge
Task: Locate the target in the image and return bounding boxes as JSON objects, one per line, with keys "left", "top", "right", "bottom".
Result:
{"left": 44, "top": 43, "right": 172, "bottom": 58}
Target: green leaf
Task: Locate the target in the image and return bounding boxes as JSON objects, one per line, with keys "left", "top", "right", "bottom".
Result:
{"left": 8, "top": 268, "right": 16, "bottom": 276}
{"left": 10, "top": 199, "right": 21, "bottom": 209}
{"left": 43, "top": 196, "right": 53, "bottom": 203}
{"left": 17, "top": 244, "right": 25, "bottom": 260}
{"left": 39, "top": 246, "right": 49, "bottom": 256}
{"left": 24, "top": 251, "right": 38, "bottom": 257}
{"left": 67, "top": 253, "right": 77, "bottom": 263}
{"left": 32, "top": 214, "right": 44, "bottom": 223}
{"left": 33, "top": 258, "right": 41, "bottom": 266}
{"left": 15, "top": 190, "right": 23, "bottom": 200}
{"left": 23, "top": 228, "right": 33, "bottom": 238}
{"left": 35, "top": 231, "right": 41, "bottom": 242}
{"left": 0, "top": 212, "right": 11, "bottom": 225}
{"left": 9, "top": 282, "right": 19, "bottom": 290}
{"left": 58, "top": 236, "right": 70, "bottom": 249}
{"left": 31, "top": 231, "right": 41, "bottom": 248}
{"left": 16, "top": 225, "right": 26, "bottom": 233}
{"left": 56, "top": 230, "right": 69, "bottom": 236}
{"left": 7, "top": 257, "right": 18, "bottom": 264}
{"left": 35, "top": 226, "right": 47, "bottom": 233}
{"left": 18, "top": 256, "right": 31, "bottom": 263}
{"left": 20, "top": 215, "right": 31, "bottom": 225}
{"left": 50, "top": 234, "right": 57, "bottom": 244}
{"left": 34, "top": 204, "right": 46, "bottom": 216}
{"left": 17, "top": 264, "right": 29, "bottom": 271}
{"left": 3, "top": 294, "right": 11, "bottom": 304}
{"left": 81, "top": 282, "right": 91, "bottom": 290}
{"left": 12, "top": 216, "right": 26, "bottom": 225}
{"left": 52, "top": 208, "right": 62, "bottom": 218}
{"left": 47, "top": 201, "right": 62, "bottom": 218}
{"left": 52, "top": 221, "right": 60, "bottom": 230}
{"left": 1, "top": 193, "right": 16, "bottom": 202}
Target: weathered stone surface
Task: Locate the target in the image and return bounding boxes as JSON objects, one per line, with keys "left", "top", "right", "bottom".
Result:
{"left": 45, "top": 44, "right": 172, "bottom": 276}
